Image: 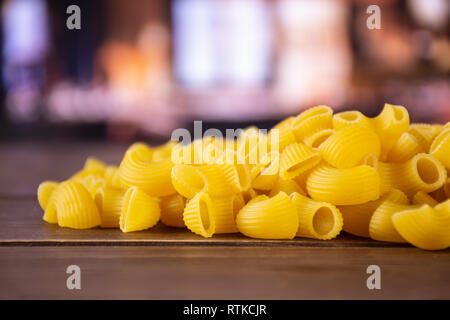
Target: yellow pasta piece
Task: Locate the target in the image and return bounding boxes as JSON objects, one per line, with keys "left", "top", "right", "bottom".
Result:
{"left": 306, "top": 164, "right": 381, "bottom": 205}
{"left": 378, "top": 153, "right": 447, "bottom": 196}
{"left": 430, "top": 129, "right": 450, "bottom": 169}
{"left": 242, "top": 188, "right": 258, "bottom": 203}
{"left": 369, "top": 201, "right": 417, "bottom": 243}
{"left": 269, "top": 117, "right": 296, "bottom": 152}
{"left": 386, "top": 132, "right": 424, "bottom": 162}
{"left": 372, "top": 103, "right": 410, "bottom": 159}
{"left": 339, "top": 189, "right": 408, "bottom": 238}
{"left": 251, "top": 152, "right": 280, "bottom": 191}
{"left": 160, "top": 194, "right": 186, "bottom": 228}
{"left": 319, "top": 125, "right": 381, "bottom": 169}
{"left": 236, "top": 192, "right": 298, "bottom": 239}
{"left": 119, "top": 144, "right": 175, "bottom": 196}
{"left": 291, "top": 105, "right": 333, "bottom": 142}
{"left": 119, "top": 187, "right": 160, "bottom": 232}
{"left": 76, "top": 174, "right": 106, "bottom": 198}
{"left": 152, "top": 141, "right": 177, "bottom": 161}
{"left": 45, "top": 181, "right": 101, "bottom": 229}
{"left": 332, "top": 110, "right": 372, "bottom": 130}
{"left": 172, "top": 163, "right": 241, "bottom": 198}
{"left": 392, "top": 202, "right": 450, "bottom": 250}
{"left": 209, "top": 194, "right": 245, "bottom": 234}
{"left": 280, "top": 143, "right": 321, "bottom": 180}
{"left": 303, "top": 129, "right": 335, "bottom": 150}
{"left": 290, "top": 192, "right": 343, "bottom": 240}
{"left": 183, "top": 191, "right": 215, "bottom": 238}
{"left": 269, "top": 178, "right": 305, "bottom": 197}
{"left": 83, "top": 157, "right": 107, "bottom": 174}
{"left": 95, "top": 187, "right": 125, "bottom": 228}
{"left": 408, "top": 123, "right": 440, "bottom": 150}
{"left": 360, "top": 153, "right": 379, "bottom": 170}
{"left": 412, "top": 191, "right": 439, "bottom": 207}
{"left": 104, "top": 165, "right": 124, "bottom": 189}
{"left": 37, "top": 181, "right": 59, "bottom": 211}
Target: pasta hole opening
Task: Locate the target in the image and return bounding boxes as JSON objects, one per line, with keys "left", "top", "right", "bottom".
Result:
{"left": 199, "top": 198, "right": 211, "bottom": 231}
{"left": 179, "top": 167, "right": 205, "bottom": 192}
{"left": 416, "top": 158, "right": 440, "bottom": 185}
{"left": 339, "top": 112, "right": 359, "bottom": 122}
{"left": 313, "top": 207, "right": 335, "bottom": 236}
{"left": 362, "top": 154, "right": 378, "bottom": 169}
{"left": 393, "top": 107, "right": 406, "bottom": 121}
{"left": 310, "top": 133, "right": 333, "bottom": 149}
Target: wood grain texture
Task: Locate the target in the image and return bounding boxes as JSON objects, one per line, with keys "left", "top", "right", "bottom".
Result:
{"left": 1, "top": 246, "right": 449, "bottom": 299}
{"left": 0, "top": 198, "right": 408, "bottom": 247}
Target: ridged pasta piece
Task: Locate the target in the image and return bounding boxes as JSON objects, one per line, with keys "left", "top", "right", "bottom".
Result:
{"left": 392, "top": 202, "right": 450, "bottom": 250}
{"left": 369, "top": 201, "right": 417, "bottom": 243}
{"left": 251, "top": 152, "right": 280, "bottom": 191}
{"left": 119, "top": 144, "right": 175, "bottom": 196}
{"left": 269, "top": 178, "right": 305, "bottom": 197}
{"left": 386, "top": 132, "right": 424, "bottom": 162}
{"left": 119, "top": 187, "right": 160, "bottom": 232}
{"left": 408, "top": 124, "right": 440, "bottom": 150}
{"left": 290, "top": 192, "right": 343, "bottom": 240}
{"left": 332, "top": 111, "right": 372, "bottom": 130}
{"left": 160, "top": 194, "right": 186, "bottom": 228}
{"left": 152, "top": 141, "right": 177, "bottom": 161}
{"left": 38, "top": 181, "right": 59, "bottom": 211}
{"left": 372, "top": 103, "right": 410, "bottom": 159}
{"left": 269, "top": 117, "right": 296, "bottom": 152}
{"left": 172, "top": 163, "right": 242, "bottom": 198}
{"left": 412, "top": 191, "right": 439, "bottom": 207}
{"left": 378, "top": 153, "right": 447, "bottom": 196}
{"left": 306, "top": 164, "right": 381, "bottom": 205}
{"left": 236, "top": 192, "right": 298, "bottom": 239}
{"left": 318, "top": 125, "right": 381, "bottom": 168}
{"left": 183, "top": 191, "right": 215, "bottom": 238}
{"left": 44, "top": 181, "right": 101, "bottom": 229}
{"left": 291, "top": 105, "right": 333, "bottom": 142}
{"left": 95, "top": 187, "right": 125, "bottom": 228}
{"left": 430, "top": 129, "right": 450, "bottom": 169}
{"left": 209, "top": 194, "right": 245, "bottom": 233}
{"left": 339, "top": 189, "right": 408, "bottom": 238}
{"left": 303, "top": 129, "right": 335, "bottom": 150}
{"left": 104, "top": 166, "right": 124, "bottom": 189}
{"left": 280, "top": 143, "right": 321, "bottom": 180}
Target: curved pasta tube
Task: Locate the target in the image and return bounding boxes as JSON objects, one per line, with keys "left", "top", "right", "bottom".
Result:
{"left": 430, "top": 129, "right": 450, "bottom": 169}
{"left": 95, "top": 187, "right": 125, "bottom": 228}
{"left": 332, "top": 111, "right": 372, "bottom": 130}
{"left": 269, "top": 117, "right": 296, "bottom": 152}
{"left": 387, "top": 132, "right": 424, "bottom": 162}
{"left": 160, "top": 194, "right": 186, "bottom": 228}
{"left": 290, "top": 192, "right": 343, "bottom": 240}
{"left": 392, "top": 202, "right": 450, "bottom": 250}
{"left": 209, "top": 194, "right": 245, "bottom": 234}
{"left": 378, "top": 153, "right": 447, "bottom": 196}
{"left": 45, "top": 181, "right": 101, "bottom": 229}
{"left": 183, "top": 191, "right": 215, "bottom": 238}
{"left": 280, "top": 143, "right": 321, "bottom": 180}
{"left": 319, "top": 125, "right": 381, "bottom": 168}
{"left": 38, "top": 181, "right": 59, "bottom": 211}
{"left": 339, "top": 189, "right": 408, "bottom": 238}
{"left": 172, "top": 163, "right": 241, "bottom": 198}
{"left": 412, "top": 191, "right": 438, "bottom": 207}
{"left": 372, "top": 104, "right": 410, "bottom": 159}
{"left": 119, "top": 144, "right": 175, "bottom": 196}
{"left": 303, "top": 129, "right": 335, "bottom": 150}
{"left": 291, "top": 105, "right": 333, "bottom": 142}
{"left": 408, "top": 124, "right": 440, "bottom": 150}
{"left": 236, "top": 192, "right": 298, "bottom": 239}
{"left": 306, "top": 164, "right": 381, "bottom": 205}
{"left": 119, "top": 187, "right": 160, "bottom": 232}
{"left": 251, "top": 152, "right": 280, "bottom": 191}
{"left": 369, "top": 201, "right": 417, "bottom": 243}
{"left": 269, "top": 178, "right": 305, "bottom": 197}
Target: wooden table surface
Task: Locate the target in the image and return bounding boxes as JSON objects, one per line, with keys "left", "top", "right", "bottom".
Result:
{"left": 0, "top": 141, "right": 449, "bottom": 299}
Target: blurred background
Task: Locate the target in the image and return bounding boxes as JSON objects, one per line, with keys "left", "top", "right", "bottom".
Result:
{"left": 1, "top": 0, "right": 449, "bottom": 143}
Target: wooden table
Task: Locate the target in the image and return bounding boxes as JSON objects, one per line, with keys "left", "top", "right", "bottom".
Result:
{"left": 1, "top": 141, "right": 449, "bottom": 299}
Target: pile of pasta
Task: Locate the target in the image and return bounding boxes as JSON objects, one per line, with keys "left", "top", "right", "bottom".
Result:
{"left": 38, "top": 104, "right": 450, "bottom": 250}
